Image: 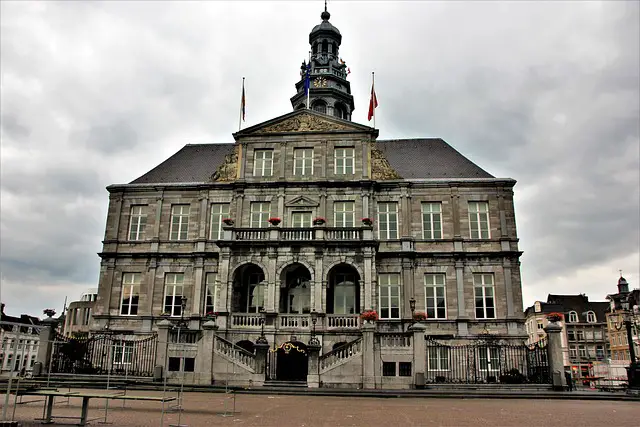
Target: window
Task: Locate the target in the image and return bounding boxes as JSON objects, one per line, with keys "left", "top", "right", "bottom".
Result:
{"left": 170, "top": 205, "right": 190, "bottom": 240}
{"left": 204, "top": 273, "right": 218, "bottom": 314}
{"left": 333, "top": 274, "right": 356, "bottom": 315}
{"left": 594, "top": 330, "right": 602, "bottom": 340}
{"left": 210, "top": 203, "right": 230, "bottom": 240}
{"left": 113, "top": 341, "right": 134, "bottom": 366}
{"left": 293, "top": 148, "right": 313, "bottom": 176}
{"left": 168, "top": 357, "right": 181, "bottom": 371}
{"left": 586, "top": 311, "right": 597, "bottom": 323}
{"left": 569, "top": 346, "right": 577, "bottom": 359}
{"left": 479, "top": 347, "right": 499, "bottom": 372}
{"left": 334, "top": 147, "right": 355, "bottom": 175}
{"left": 378, "top": 274, "right": 401, "bottom": 319}
{"left": 248, "top": 276, "right": 265, "bottom": 313}
{"left": 120, "top": 273, "right": 141, "bottom": 316}
{"left": 578, "top": 345, "right": 587, "bottom": 358}
{"left": 164, "top": 273, "right": 184, "bottom": 316}
{"left": 382, "top": 361, "right": 396, "bottom": 376}
{"left": 428, "top": 347, "right": 450, "bottom": 371}
{"left": 567, "top": 330, "right": 575, "bottom": 341}
{"left": 576, "top": 330, "right": 584, "bottom": 341}
{"left": 474, "top": 274, "right": 495, "bottom": 319}
{"left": 250, "top": 202, "right": 270, "bottom": 228}
{"left": 424, "top": 274, "right": 447, "bottom": 319}
{"left": 399, "top": 362, "right": 412, "bottom": 377}
{"left": 421, "top": 203, "right": 443, "bottom": 239}
{"left": 128, "top": 205, "right": 147, "bottom": 240}
{"left": 584, "top": 330, "right": 593, "bottom": 340}
{"left": 468, "top": 201, "right": 490, "bottom": 239}
{"left": 537, "top": 321, "right": 544, "bottom": 330}
{"left": 334, "top": 201, "right": 355, "bottom": 227}
{"left": 253, "top": 149, "right": 273, "bottom": 177}
{"left": 291, "top": 212, "right": 312, "bottom": 228}
{"left": 596, "top": 345, "right": 605, "bottom": 360}
{"left": 377, "top": 202, "right": 398, "bottom": 239}
{"left": 568, "top": 311, "right": 578, "bottom": 323}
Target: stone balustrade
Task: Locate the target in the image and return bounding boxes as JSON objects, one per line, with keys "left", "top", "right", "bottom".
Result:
{"left": 223, "top": 226, "right": 373, "bottom": 242}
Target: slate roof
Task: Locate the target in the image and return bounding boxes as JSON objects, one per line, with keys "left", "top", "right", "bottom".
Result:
{"left": 545, "top": 294, "right": 610, "bottom": 323}
{"left": 129, "top": 138, "right": 494, "bottom": 185}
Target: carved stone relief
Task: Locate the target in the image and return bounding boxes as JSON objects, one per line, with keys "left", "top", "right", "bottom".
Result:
{"left": 371, "top": 144, "right": 402, "bottom": 180}
{"left": 253, "top": 113, "right": 352, "bottom": 133}
{"left": 211, "top": 145, "right": 240, "bottom": 182}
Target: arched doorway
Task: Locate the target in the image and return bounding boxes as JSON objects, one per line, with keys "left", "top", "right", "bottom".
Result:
{"left": 275, "top": 341, "right": 308, "bottom": 382}
{"left": 279, "top": 264, "right": 311, "bottom": 314}
{"left": 232, "top": 264, "right": 266, "bottom": 313}
{"left": 326, "top": 264, "right": 360, "bottom": 314}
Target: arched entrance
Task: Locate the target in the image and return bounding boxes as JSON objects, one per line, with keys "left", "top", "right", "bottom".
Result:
{"left": 231, "top": 263, "right": 266, "bottom": 313}
{"left": 275, "top": 341, "right": 308, "bottom": 382}
{"left": 279, "top": 263, "right": 311, "bottom": 314}
{"left": 326, "top": 264, "right": 360, "bottom": 314}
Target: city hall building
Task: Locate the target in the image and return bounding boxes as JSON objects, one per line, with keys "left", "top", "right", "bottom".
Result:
{"left": 83, "top": 7, "right": 529, "bottom": 388}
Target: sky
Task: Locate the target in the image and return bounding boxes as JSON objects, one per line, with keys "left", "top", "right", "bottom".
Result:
{"left": 0, "top": 0, "right": 638, "bottom": 318}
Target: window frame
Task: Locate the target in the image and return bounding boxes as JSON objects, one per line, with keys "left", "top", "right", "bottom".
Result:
{"left": 334, "top": 147, "right": 355, "bottom": 175}
{"left": 291, "top": 211, "right": 312, "bottom": 228}
{"left": 120, "top": 273, "right": 141, "bottom": 316}
{"left": 568, "top": 311, "right": 579, "bottom": 323}
{"left": 169, "top": 205, "right": 190, "bottom": 240}
{"left": 128, "top": 205, "right": 147, "bottom": 241}
{"left": 250, "top": 202, "right": 271, "bottom": 228}
{"left": 378, "top": 273, "right": 401, "bottom": 320}
{"left": 377, "top": 202, "right": 398, "bottom": 240}
{"left": 424, "top": 274, "right": 447, "bottom": 319}
{"left": 164, "top": 273, "right": 184, "bottom": 316}
{"left": 421, "top": 202, "right": 443, "bottom": 239}
{"left": 468, "top": 201, "right": 490, "bottom": 239}
{"left": 209, "top": 203, "right": 230, "bottom": 240}
{"left": 253, "top": 149, "right": 274, "bottom": 177}
{"left": 474, "top": 273, "right": 496, "bottom": 319}
{"left": 333, "top": 201, "right": 355, "bottom": 227}
{"left": 204, "top": 273, "right": 218, "bottom": 314}
{"left": 293, "top": 148, "right": 314, "bottom": 176}
{"left": 427, "top": 347, "right": 450, "bottom": 371}
{"left": 586, "top": 311, "right": 597, "bottom": 323}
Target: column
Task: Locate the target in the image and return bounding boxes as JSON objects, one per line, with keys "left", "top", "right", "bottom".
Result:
{"left": 544, "top": 321, "right": 567, "bottom": 390}
{"left": 152, "top": 194, "right": 164, "bottom": 241}
{"left": 147, "top": 259, "right": 158, "bottom": 314}
{"left": 498, "top": 189, "right": 508, "bottom": 238}
{"left": 362, "top": 191, "right": 370, "bottom": 220}
{"left": 307, "top": 340, "right": 321, "bottom": 387}
{"left": 279, "top": 142, "right": 286, "bottom": 180}
{"left": 218, "top": 251, "right": 231, "bottom": 312}
{"left": 192, "top": 259, "right": 204, "bottom": 315}
{"left": 319, "top": 190, "right": 327, "bottom": 219}
{"left": 109, "top": 194, "right": 124, "bottom": 241}
{"left": 503, "top": 258, "right": 515, "bottom": 318}
{"left": 362, "top": 323, "right": 376, "bottom": 389}
{"left": 277, "top": 191, "right": 285, "bottom": 220}
{"left": 409, "top": 322, "right": 427, "bottom": 388}
{"left": 364, "top": 253, "right": 373, "bottom": 309}
{"left": 455, "top": 261, "right": 466, "bottom": 318}
{"left": 402, "top": 259, "right": 414, "bottom": 318}
{"left": 400, "top": 186, "right": 411, "bottom": 237}
{"left": 314, "top": 254, "right": 324, "bottom": 312}
{"left": 450, "top": 188, "right": 462, "bottom": 248}
{"left": 103, "top": 261, "right": 116, "bottom": 316}
{"left": 235, "top": 194, "right": 245, "bottom": 227}
{"left": 267, "top": 250, "right": 278, "bottom": 313}
{"left": 198, "top": 192, "right": 209, "bottom": 239}
{"left": 238, "top": 143, "right": 248, "bottom": 179}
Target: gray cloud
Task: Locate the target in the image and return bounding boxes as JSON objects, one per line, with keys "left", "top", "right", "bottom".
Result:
{"left": 0, "top": 1, "right": 638, "bottom": 316}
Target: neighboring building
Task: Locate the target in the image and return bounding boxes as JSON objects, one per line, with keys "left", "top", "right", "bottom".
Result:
{"left": 525, "top": 294, "right": 609, "bottom": 383}
{"left": 606, "top": 276, "right": 640, "bottom": 363}
{"left": 86, "top": 6, "right": 527, "bottom": 387}
{"left": 524, "top": 300, "right": 570, "bottom": 367}
{"left": 62, "top": 289, "right": 98, "bottom": 337}
{"left": 0, "top": 304, "right": 41, "bottom": 374}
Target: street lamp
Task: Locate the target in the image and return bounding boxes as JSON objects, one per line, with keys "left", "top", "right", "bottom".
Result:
{"left": 257, "top": 308, "right": 268, "bottom": 344}
{"left": 614, "top": 292, "right": 640, "bottom": 391}
{"left": 309, "top": 310, "right": 320, "bottom": 347}
{"left": 409, "top": 297, "right": 416, "bottom": 321}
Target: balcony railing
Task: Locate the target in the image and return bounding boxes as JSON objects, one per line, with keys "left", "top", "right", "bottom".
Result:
{"left": 230, "top": 314, "right": 263, "bottom": 328}
{"left": 221, "top": 227, "right": 372, "bottom": 243}
{"left": 279, "top": 315, "right": 310, "bottom": 329}
{"left": 227, "top": 313, "right": 360, "bottom": 330}
{"left": 326, "top": 314, "right": 360, "bottom": 329}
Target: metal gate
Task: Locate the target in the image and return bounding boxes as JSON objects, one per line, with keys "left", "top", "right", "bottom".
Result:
{"left": 424, "top": 337, "right": 550, "bottom": 384}
{"left": 50, "top": 332, "right": 158, "bottom": 376}
{"left": 266, "top": 348, "right": 277, "bottom": 380}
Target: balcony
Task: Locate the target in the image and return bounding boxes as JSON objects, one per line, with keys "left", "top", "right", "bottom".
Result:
{"left": 228, "top": 313, "right": 361, "bottom": 331}
{"left": 218, "top": 226, "right": 375, "bottom": 246}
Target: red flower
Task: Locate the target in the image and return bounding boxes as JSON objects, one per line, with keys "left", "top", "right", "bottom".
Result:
{"left": 360, "top": 310, "right": 379, "bottom": 321}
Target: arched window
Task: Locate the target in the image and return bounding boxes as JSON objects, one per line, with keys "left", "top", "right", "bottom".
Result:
{"left": 586, "top": 311, "right": 597, "bottom": 323}
{"left": 568, "top": 311, "right": 578, "bottom": 323}
{"left": 322, "top": 40, "right": 328, "bottom": 53}
{"left": 312, "top": 100, "right": 327, "bottom": 114}
{"left": 333, "top": 103, "right": 347, "bottom": 120}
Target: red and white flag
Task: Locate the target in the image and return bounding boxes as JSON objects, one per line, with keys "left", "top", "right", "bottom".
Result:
{"left": 368, "top": 80, "right": 378, "bottom": 121}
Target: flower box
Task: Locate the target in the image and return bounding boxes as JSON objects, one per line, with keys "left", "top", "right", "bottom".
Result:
{"left": 312, "top": 217, "right": 326, "bottom": 226}
{"left": 43, "top": 308, "right": 56, "bottom": 318}
{"left": 413, "top": 311, "right": 427, "bottom": 321}
{"left": 360, "top": 310, "right": 379, "bottom": 322}
{"left": 361, "top": 217, "right": 373, "bottom": 226}
{"left": 268, "top": 217, "right": 282, "bottom": 226}
{"left": 222, "top": 218, "right": 235, "bottom": 226}
{"left": 546, "top": 312, "right": 564, "bottom": 322}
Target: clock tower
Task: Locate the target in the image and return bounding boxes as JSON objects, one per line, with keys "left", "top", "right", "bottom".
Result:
{"left": 290, "top": 4, "right": 355, "bottom": 120}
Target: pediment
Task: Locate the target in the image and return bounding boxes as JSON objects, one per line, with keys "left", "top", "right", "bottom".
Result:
{"left": 237, "top": 110, "right": 375, "bottom": 136}
{"left": 285, "top": 196, "right": 319, "bottom": 208}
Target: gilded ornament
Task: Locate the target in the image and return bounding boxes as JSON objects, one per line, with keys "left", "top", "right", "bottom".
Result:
{"left": 211, "top": 145, "right": 240, "bottom": 182}
{"left": 254, "top": 113, "right": 351, "bottom": 133}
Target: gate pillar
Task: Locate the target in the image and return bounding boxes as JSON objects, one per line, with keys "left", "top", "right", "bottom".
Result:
{"left": 196, "top": 320, "right": 217, "bottom": 385}
{"left": 254, "top": 338, "right": 269, "bottom": 386}
{"left": 35, "top": 315, "right": 59, "bottom": 375}
{"left": 307, "top": 339, "right": 321, "bottom": 388}
{"left": 544, "top": 321, "right": 567, "bottom": 390}
{"left": 155, "top": 319, "right": 172, "bottom": 380}
{"left": 409, "top": 322, "right": 427, "bottom": 388}
{"left": 362, "top": 322, "right": 376, "bottom": 389}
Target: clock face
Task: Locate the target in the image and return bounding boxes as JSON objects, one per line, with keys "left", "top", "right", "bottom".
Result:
{"left": 313, "top": 77, "right": 327, "bottom": 88}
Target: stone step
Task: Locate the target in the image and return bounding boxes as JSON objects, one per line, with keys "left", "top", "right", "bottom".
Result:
{"left": 264, "top": 380, "right": 308, "bottom": 388}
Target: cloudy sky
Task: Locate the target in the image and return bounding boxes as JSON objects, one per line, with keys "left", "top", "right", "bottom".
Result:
{"left": 1, "top": 1, "right": 638, "bottom": 317}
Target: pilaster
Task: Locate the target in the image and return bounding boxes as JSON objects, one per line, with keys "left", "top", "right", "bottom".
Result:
{"left": 192, "top": 258, "right": 204, "bottom": 315}
{"left": 362, "top": 323, "right": 376, "bottom": 389}
{"left": 450, "top": 187, "right": 461, "bottom": 238}
{"left": 152, "top": 194, "right": 164, "bottom": 241}
{"left": 503, "top": 258, "right": 515, "bottom": 318}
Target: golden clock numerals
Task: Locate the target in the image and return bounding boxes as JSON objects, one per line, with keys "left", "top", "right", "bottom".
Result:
{"left": 313, "top": 77, "right": 327, "bottom": 88}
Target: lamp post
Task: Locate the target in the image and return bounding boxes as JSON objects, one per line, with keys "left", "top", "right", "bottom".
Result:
{"left": 309, "top": 310, "right": 320, "bottom": 347}
{"left": 614, "top": 292, "right": 640, "bottom": 392}
{"left": 257, "top": 308, "right": 267, "bottom": 345}
{"left": 409, "top": 297, "right": 416, "bottom": 323}
{"left": 171, "top": 296, "right": 188, "bottom": 427}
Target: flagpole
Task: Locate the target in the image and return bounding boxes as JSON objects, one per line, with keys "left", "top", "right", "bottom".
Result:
{"left": 372, "top": 72, "right": 376, "bottom": 129}
{"left": 306, "top": 51, "right": 311, "bottom": 109}
{"left": 239, "top": 77, "right": 245, "bottom": 132}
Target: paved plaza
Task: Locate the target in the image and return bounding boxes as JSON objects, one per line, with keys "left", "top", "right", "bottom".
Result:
{"left": 1, "top": 389, "right": 639, "bottom": 427}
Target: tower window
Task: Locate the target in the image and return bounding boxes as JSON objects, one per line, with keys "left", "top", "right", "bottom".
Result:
{"left": 312, "top": 100, "right": 327, "bottom": 114}
{"left": 322, "top": 40, "right": 328, "bottom": 53}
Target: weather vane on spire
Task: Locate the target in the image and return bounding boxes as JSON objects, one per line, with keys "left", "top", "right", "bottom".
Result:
{"left": 325, "top": 0, "right": 328, "bottom": 12}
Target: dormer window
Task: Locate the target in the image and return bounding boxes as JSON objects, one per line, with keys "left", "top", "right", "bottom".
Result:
{"left": 568, "top": 311, "right": 579, "bottom": 323}
{"left": 586, "top": 311, "right": 597, "bottom": 323}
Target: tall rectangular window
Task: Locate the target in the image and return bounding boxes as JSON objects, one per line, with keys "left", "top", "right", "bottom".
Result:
{"left": 334, "top": 201, "right": 355, "bottom": 227}
{"left": 291, "top": 212, "right": 312, "bottom": 228}
{"left": 474, "top": 273, "right": 496, "bottom": 319}
{"left": 424, "top": 274, "right": 447, "bottom": 319}
{"left": 248, "top": 273, "right": 265, "bottom": 313}
{"left": 427, "top": 347, "right": 450, "bottom": 371}
{"left": 377, "top": 202, "right": 398, "bottom": 240}
{"left": 209, "top": 203, "right": 230, "bottom": 240}
{"left": 204, "top": 273, "right": 218, "bottom": 314}
{"left": 128, "top": 205, "right": 147, "bottom": 240}
{"left": 334, "top": 147, "right": 355, "bottom": 175}
{"left": 253, "top": 149, "right": 273, "bottom": 177}
{"left": 293, "top": 148, "right": 313, "bottom": 176}
{"left": 250, "top": 202, "right": 270, "bottom": 227}
{"left": 468, "top": 201, "right": 490, "bottom": 239}
{"left": 164, "top": 273, "right": 184, "bottom": 316}
{"left": 170, "top": 205, "right": 190, "bottom": 240}
{"left": 378, "top": 274, "right": 401, "bottom": 319}
{"left": 113, "top": 341, "right": 134, "bottom": 366}
{"left": 421, "top": 203, "right": 442, "bottom": 239}
{"left": 120, "top": 273, "right": 141, "bottom": 316}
